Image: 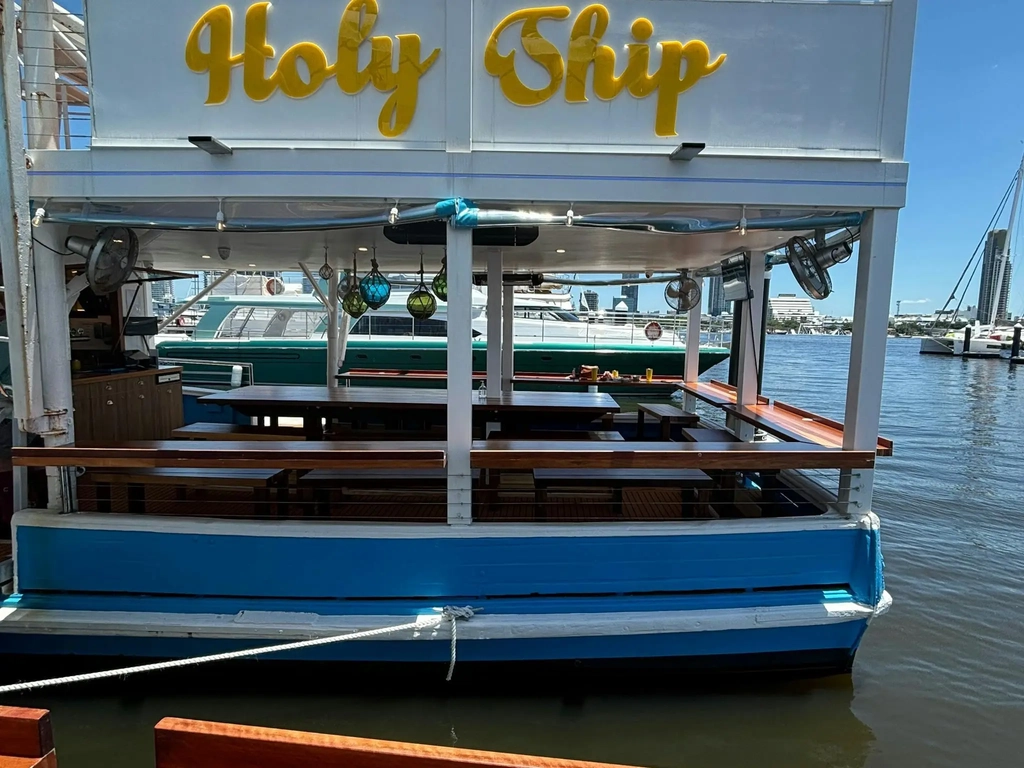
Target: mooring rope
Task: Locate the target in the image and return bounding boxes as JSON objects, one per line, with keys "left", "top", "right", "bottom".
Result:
{"left": 440, "top": 605, "right": 479, "bottom": 681}
{"left": 0, "top": 606, "right": 480, "bottom": 694}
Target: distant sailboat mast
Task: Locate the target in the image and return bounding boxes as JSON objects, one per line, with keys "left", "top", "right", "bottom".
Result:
{"left": 990, "top": 151, "right": 1024, "bottom": 326}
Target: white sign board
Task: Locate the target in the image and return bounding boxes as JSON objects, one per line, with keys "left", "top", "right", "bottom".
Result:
{"left": 85, "top": 0, "right": 894, "bottom": 153}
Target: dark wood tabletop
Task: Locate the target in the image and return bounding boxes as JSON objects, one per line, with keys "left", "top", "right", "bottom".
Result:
{"left": 200, "top": 386, "right": 620, "bottom": 414}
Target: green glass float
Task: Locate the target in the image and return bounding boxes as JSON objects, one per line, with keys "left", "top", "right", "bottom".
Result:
{"left": 431, "top": 254, "right": 448, "bottom": 301}
{"left": 341, "top": 258, "right": 368, "bottom": 319}
{"left": 317, "top": 246, "right": 334, "bottom": 281}
{"left": 360, "top": 250, "right": 391, "bottom": 310}
{"left": 407, "top": 253, "right": 437, "bottom": 321}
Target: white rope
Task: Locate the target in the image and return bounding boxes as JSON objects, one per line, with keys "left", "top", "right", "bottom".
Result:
{"left": 0, "top": 616, "right": 439, "bottom": 695}
{"left": 440, "top": 605, "right": 479, "bottom": 681}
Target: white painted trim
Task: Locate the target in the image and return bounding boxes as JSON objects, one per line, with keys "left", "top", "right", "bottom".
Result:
{"left": 486, "top": 252, "right": 502, "bottom": 394}
{"left": 446, "top": 225, "right": 474, "bottom": 524}
{"left": 11, "top": 509, "right": 873, "bottom": 540}
{"left": 0, "top": 595, "right": 888, "bottom": 642}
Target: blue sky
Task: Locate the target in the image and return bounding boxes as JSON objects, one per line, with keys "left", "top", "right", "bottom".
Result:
{"left": 58, "top": 1, "right": 1024, "bottom": 316}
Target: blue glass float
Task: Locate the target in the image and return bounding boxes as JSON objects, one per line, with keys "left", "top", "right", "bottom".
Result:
{"left": 360, "top": 257, "right": 391, "bottom": 310}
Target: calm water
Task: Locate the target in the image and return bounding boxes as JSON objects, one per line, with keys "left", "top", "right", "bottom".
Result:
{"left": 8, "top": 337, "right": 1024, "bottom": 767}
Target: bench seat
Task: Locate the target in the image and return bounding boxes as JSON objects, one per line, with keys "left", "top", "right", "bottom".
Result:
{"left": 87, "top": 467, "right": 289, "bottom": 516}
{"left": 636, "top": 403, "right": 700, "bottom": 440}
{"left": 172, "top": 423, "right": 306, "bottom": 441}
{"left": 533, "top": 468, "right": 714, "bottom": 518}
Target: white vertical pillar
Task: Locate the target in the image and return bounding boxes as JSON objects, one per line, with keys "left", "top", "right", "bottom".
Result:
{"left": 841, "top": 209, "right": 899, "bottom": 514}
{"left": 446, "top": 225, "right": 474, "bottom": 525}
{"left": 734, "top": 252, "right": 765, "bottom": 441}
{"left": 683, "top": 278, "right": 703, "bottom": 412}
{"left": 33, "top": 225, "right": 74, "bottom": 511}
{"left": 23, "top": 0, "right": 59, "bottom": 150}
{"left": 501, "top": 282, "right": 514, "bottom": 392}
{"left": 486, "top": 252, "right": 502, "bottom": 394}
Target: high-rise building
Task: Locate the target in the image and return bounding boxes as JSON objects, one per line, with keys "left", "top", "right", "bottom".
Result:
{"left": 978, "top": 229, "right": 1012, "bottom": 323}
{"left": 621, "top": 273, "right": 640, "bottom": 313}
{"left": 767, "top": 294, "right": 818, "bottom": 322}
{"left": 707, "top": 275, "right": 727, "bottom": 317}
{"left": 151, "top": 280, "right": 174, "bottom": 304}
{"left": 581, "top": 290, "right": 599, "bottom": 312}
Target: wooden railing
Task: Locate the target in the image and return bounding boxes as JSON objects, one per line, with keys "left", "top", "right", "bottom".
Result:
{"left": 1, "top": 708, "right": 640, "bottom": 768}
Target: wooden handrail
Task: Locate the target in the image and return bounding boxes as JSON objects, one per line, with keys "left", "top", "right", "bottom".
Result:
{"left": 724, "top": 403, "right": 893, "bottom": 457}
{"left": 471, "top": 440, "right": 874, "bottom": 470}
{"left": 678, "top": 380, "right": 769, "bottom": 407}
{"left": 12, "top": 441, "right": 447, "bottom": 470}
{"left": 154, "top": 718, "right": 640, "bottom": 768}
{"left": 0, "top": 707, "right": 54, "bottom": 763}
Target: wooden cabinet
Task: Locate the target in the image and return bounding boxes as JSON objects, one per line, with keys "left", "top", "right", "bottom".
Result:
{"left": 73, "top": 368, "right": 184, "bottom": 442}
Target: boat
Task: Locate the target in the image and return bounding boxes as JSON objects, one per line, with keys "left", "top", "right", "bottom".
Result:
{"left": 0, "top": 0, "right": 912, "bottom": 679}
{"left": 156, "top": 293, "right": 729, "bottom": 390}
{"left": 921, "top": 152, "right": 1023, "bottom": 357}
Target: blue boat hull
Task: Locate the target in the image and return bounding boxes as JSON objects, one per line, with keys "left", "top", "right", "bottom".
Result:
{"left": 0, "top": 511, "right": 888, "bottom": 674}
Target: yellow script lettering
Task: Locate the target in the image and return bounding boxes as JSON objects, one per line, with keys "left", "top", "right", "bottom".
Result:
{"left": 184, "top": 0, "right": 441, "bottom": 138}
{"left": 486, "top": 4, "right": 726, "bottom": 137}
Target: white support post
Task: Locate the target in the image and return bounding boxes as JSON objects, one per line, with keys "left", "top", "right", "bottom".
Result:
{"left": 734, "top": 253, "right": 765, "bottom": 441}
{"left": 22, "top": 0, "right": 59, "bottom": 150}
{"left": 486, "top": 252, "right": 502, "bottom": 394}
{"left": 446, "top": 225, "right": 474, "bottom": 525}
{"left": 33, "top": 225, "right": 75, "bottom": 511}
{"left": 0, "top": 0, "right": 44, "bottom": 433}
{"left": 841, "top": 209, "right": 899, "bottom": 515}
{"left": 501, "top": 282, "right": 514, "bottom": 392}
{"left": 683, "top": 278, "right": 703, "bottom": 413}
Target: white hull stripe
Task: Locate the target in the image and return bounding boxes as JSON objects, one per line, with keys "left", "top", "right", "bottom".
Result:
{"left": 0, "top": 595, "right": 890, "bottom": 641}
{"left": 11, "top": 509, "right": 878, "bottom": 540}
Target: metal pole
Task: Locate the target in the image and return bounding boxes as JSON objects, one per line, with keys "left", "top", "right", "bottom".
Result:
{"left": 157, "top": 269, "right": 237, "bottom": 331}
{"left": 991, "top": 152, "right": 1024, "bottom": 325}
{"left": 326, "top": 264, "right": 340, "bottom": 388}
{"left": 683, "top": 279, "right": 703, "bottom": 413}
{"left": 486, "top": 252, "right": 502, "bottom": 394}
{"left": 759, "top": 265, "right": 772, "bottom": 393}
{"left": 22, "top": 0, "right": 59, "bottom": 150}
{"left": 735, "top": 252, "right": 766, "bottom": 441}
{"left": 501, "top": 281, "right": 514, "bottom": 392}
{"left": 298, "top": 263, "right": 331, "bottom": 307}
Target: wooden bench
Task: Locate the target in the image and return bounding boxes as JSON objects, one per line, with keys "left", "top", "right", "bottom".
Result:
{"left": 680, "top": 427, "right": 739, "bottom": 443}
{"left": 13, "top": 441, "right": 447, "bottom": 470}
{"left": 677, "top": 380, "right": 769, "bottom": 408}
{"left": 635, "top": 403, "right": 699, "bottom": 440}
{"left": 172, "top": 422, "right": 306, "bottom": 441}
{"left": 533, "top": 468, "right": 714, "bottom": 518}
{"left": 87, "top": 467, "right": 290, "bottom": 516}
{"left": 471, "top": 440, "right": 875, "bottom": 471}
{"left": 485, "top": 430, "right": 624, "bottom": 441}
{"left": 723, "top": 401, "right": 894, "bottom": 456}
{"left": 297, "top": 468, "right": 482, "bottom": 516}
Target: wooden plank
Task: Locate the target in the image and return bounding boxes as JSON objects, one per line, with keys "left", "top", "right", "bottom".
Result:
{"left": 71, "top": 366, "right": 183, "bottom": 387}
{"left": 677, "top": 380, "right": 769, "bottom": 407}
{"left": 471, "top": 440, "right": 875, "bottom": 470}
{"left": 87, "top": 468, "right": 286, "bottom": 487}
{"left": 0, "top": 707, "right": 54, "bottom": 759}
{"left": 12, "top": 441, "right": 446, "bottom": 470}
{"left": 723, "top": 403, "right": 893, "bottom": 457}
{"left": 0, "top": 754, "right": 57, "bottom": 768}
{"left": 154, "top": 717, "right": 640, "bottom": 768}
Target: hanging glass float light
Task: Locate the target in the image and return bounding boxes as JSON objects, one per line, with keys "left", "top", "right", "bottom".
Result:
{"left": 359, "top": 247, "right": 391, "bottom": 310}
{"left": 407, "top": 250, "right": 437, "bottom": 321}
{"left": 341, "top": 256, "right": 368, "bottom": 319}
{"left": 431, "top": 252, "right": 448, "bottom": 301}
{"left": 318, "top": 246, "right": 334, "bottom": 281}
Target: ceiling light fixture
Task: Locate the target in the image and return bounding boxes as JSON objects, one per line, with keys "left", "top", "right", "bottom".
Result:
{"left": 216, "top": 199, "right": 226, "bottom": 232}
{"left": 358, "top": 246, "right": 368, "bottom": 252}
{"left": 556, "top": 249, "right": 566, "bottom": 254}
{"left": 201, "top": 254, "right": 211, "bottom": 259}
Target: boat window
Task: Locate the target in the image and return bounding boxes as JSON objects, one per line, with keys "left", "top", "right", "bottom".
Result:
{"left": 348, "top": 315, "right": 449, "bottom": 338}
{"left": 283, "top": 310, "right": 327, "bottom": 338}
{"left": 369, "top": 316, "right": 414, "bottom": 336}
{"left": 411, "top": 318, "right": 448, "bottom": 337}
{"left": 553, "top": 310, "right": 581, "bottom": 322}
{"left": 214, "top": 307, "right": 285, "bottom": 339}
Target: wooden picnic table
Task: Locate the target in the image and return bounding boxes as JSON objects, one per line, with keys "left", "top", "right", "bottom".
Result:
{"left": 200, "top": 386, "right": 620, "bottom": 438}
